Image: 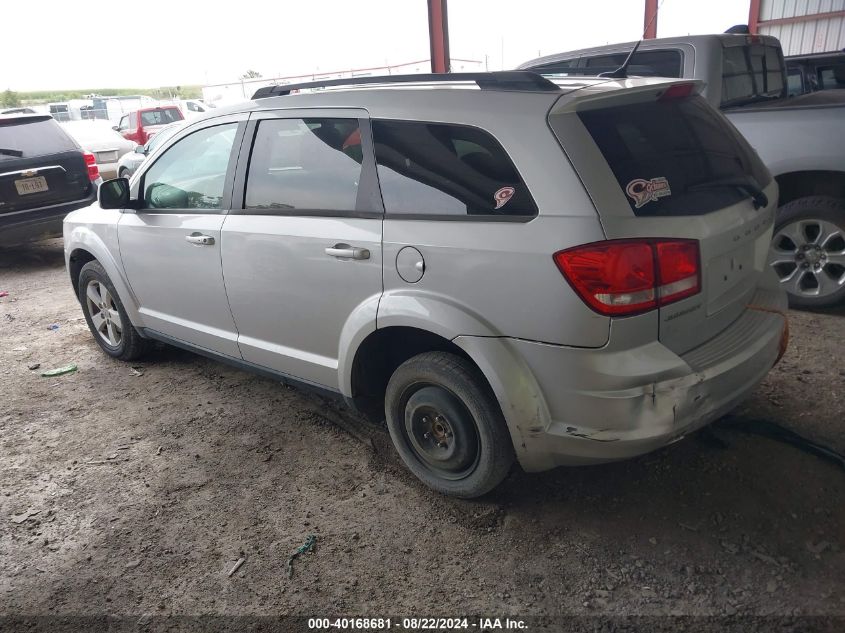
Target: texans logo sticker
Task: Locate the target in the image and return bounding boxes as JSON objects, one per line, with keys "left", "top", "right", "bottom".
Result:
{"left": 494, "top": 186, "right": 515, "bottom": 209}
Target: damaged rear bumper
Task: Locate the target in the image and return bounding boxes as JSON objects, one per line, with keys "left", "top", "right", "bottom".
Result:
{"left": 462, "top": 286, "right": 788, "bottom": 472}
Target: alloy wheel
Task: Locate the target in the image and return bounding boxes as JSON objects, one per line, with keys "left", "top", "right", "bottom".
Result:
{"left": 769, "top": 219, "right": 845, "bottom": 299}
{"left": 85, "top": 280, "right": 123, "bottom": 347}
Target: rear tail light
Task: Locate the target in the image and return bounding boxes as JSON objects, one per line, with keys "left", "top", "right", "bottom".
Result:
{"left": 553, "top": 239, "right": 700, "bottom": 317}
{"left": 83, "top": 151, "right": 100, "bottom": 181}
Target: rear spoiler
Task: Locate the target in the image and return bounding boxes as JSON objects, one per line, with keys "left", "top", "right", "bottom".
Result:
{"left": 549, "top": 79, "right": 706, "bottom": 114}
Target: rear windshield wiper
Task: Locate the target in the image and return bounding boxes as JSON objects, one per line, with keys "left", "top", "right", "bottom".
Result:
{"left": 0, "top": 147, "right": 24, "bottom": 157}
{"left": 688, "top": 177, "right": 768, "bottom": 209}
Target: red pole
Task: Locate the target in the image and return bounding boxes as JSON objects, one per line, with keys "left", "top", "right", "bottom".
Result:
{"left": 428, "top": 0, "right": 451, "bottom": 73}
{"left": 643, "top": 0, "right": 659, "bottom": 39}
{"left": 748, "top": 0, "right": 762, "bottom": 34}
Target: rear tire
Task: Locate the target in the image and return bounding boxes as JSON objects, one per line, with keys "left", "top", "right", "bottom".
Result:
{"left": 384, "top": 351, "right": 514, "bottom": 498}
{"left": 78, "top": 260, "right": 149, "bottom": 361}
{"left": 769, "top": 196, "right": 845, "bottom": 309}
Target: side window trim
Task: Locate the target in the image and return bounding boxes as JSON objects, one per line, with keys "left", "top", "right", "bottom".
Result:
{"left": 135, "top": 118, "right": 247, "bottom": 215}
{"left": 230, "top": 110, "right": 383, "bottom": 218}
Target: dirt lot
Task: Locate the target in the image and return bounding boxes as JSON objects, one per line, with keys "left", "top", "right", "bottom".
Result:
{"left": 1, "top": 239, "right": 843, "bottom": 628}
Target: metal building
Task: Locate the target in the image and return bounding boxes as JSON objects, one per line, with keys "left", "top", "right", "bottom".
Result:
{"left": 750, "top": 0, "right": 845, "bottom": 55}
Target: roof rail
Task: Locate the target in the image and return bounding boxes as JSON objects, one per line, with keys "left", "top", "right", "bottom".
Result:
{"left": 251, "top": 71, "right": 560, "bottom": 99}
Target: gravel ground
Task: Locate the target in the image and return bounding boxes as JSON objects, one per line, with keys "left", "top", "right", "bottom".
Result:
{"left": 1, "top": 239, "right": 843, "bottom": 630}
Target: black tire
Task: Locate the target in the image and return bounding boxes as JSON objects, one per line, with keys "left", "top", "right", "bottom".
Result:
{"left": 78, "top": 260, "right": 149, "bottom": 361}
{"left": 771, "top": 196, "right": 845, "bottom": 309}
{"left": 118, "top": 168, "right": 129, "bottom": 179}
{"left": 384, "top": 351, "right": 514, "bottom": 498}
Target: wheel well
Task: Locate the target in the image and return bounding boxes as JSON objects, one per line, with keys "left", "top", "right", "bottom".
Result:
{"left": 68, "top": 248, "right": 96, "bottom": 296}
{"left": 775, "top": 171, "right": 845, "bottom": 206}
{"left": 350, "top": 327, "right": 475, "bottom": 421}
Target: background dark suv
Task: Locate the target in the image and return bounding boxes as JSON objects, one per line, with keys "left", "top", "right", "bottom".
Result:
{"left": 0, "top": 113, "right": 101, "bottom": 247}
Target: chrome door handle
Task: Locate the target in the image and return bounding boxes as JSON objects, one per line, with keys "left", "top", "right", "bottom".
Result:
{"left": 185, "top": 233, "right": 215, "bottom": 246}
{"left": 325, "top": 243, "right": 370, "bottom": 260}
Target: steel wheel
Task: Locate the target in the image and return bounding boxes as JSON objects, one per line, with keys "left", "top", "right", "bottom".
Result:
{"left": 401, "top": 385, "right": 481, "bottom": 482}
{"left": 769, "top": 218, "right": 845, "bottom": 300}
{"left": 85, "top": 279, "right": 123, "bottom": 347}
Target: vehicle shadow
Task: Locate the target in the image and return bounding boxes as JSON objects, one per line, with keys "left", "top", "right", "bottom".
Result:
{"left": 0, "top": 238, "right": 65, "bottom": 272}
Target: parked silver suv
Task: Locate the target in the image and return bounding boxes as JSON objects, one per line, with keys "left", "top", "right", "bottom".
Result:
{"left": 64, "top": 72, "right": 788, "bottom": 498}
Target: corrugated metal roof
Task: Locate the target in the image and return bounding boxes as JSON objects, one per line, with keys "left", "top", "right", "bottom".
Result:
{"left": 759, "top": 0, "right": 845, "bottom": 54}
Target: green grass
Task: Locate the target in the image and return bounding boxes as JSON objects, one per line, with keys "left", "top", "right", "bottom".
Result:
{"left": 18, "top": 86, "right": 203, "bottom": 104}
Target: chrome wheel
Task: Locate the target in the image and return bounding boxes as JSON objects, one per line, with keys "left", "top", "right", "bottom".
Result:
{"left": 85, "top": 280, "right": 123, "bottom": 347}
{"left": 769, "top": 219, "right": 845, "bottom": 300}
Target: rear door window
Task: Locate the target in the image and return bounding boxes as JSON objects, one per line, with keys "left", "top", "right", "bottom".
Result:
{"left": 0, "top": 117, "right": 77, "bottom": 159}
{"left": 818, "top": 64, "right": 845, "bottom": 89}
{"left": 243, "top": 118, "right": 362, "bottom": 213}
{"left": 579, "top": 94, "right": 770, "bottom": 216}
{"left": 372, "top": 120, "right": 537, "bottom": 218}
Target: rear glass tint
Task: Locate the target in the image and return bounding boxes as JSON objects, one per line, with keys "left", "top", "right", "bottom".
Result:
{"left": 532, "top": 49, "right": 682, "bottom": 77}
{"left": 372, "top": 120, "right": 537, "bottom": 218}
{"left": 583, "top": 50, "right": 683, "bottom": 77}
{"left": 0, "top": 117, "right": 78, "bottom": 159}
{"left": 579, "top": 94, "right": 770, "bottom": 216}
{"left": 721, "top": 44, "right": 785, "bottom": 106}
{"left": 140, "top": 108, "right": 183, "bottom": 126}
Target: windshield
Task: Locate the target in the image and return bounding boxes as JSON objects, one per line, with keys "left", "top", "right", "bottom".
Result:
{"left": 146, "top": 123, "right": 183, "bottom": 153}
{"left": 721, "top": 43, "right": 786, "bottom": 107}
{"left": 140, "top": 108, "right": 183, "bottom": 126}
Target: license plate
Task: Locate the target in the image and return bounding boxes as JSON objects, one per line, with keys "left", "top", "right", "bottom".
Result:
{"left": 96, "top": 151, "right": 118, "bottom": 163}
{"left": 15, "top": 176, "right": 48, "bottom": 196}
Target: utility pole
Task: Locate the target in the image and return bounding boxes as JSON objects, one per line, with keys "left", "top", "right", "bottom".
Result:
{"left": 644, "top": 0, "right": 659, "bottom": 39}
{"left": 427, "top": 0, "right": 451, "bottom": 73}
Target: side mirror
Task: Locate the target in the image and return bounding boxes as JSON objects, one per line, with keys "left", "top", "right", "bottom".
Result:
{"left": 112, "top": 125, "right": 119, "bottom": 131}
{"left": 99, "top": 178, "right": 130, "bottom": 209}
{"left": 134, "top": 144, "right": 146, "bottom": 155}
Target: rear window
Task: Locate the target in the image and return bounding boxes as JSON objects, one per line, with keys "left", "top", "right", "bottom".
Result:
{"left": 372, "top": 120, "right": 537, "bottom": 218}
{"left": 583, "top": 50, "right": 683, "bottom": 77}
{"left": 721, "top": 44, "right": 785, "bottom": 107}
{"left": 140, "top": 108, "right": 183, "bottom": 126}
{"left": 0, "top": 117, "right": 78, "bottom": 159}
{"left": 579, "top": 94, "right": 770, "bottom": 217}
{"left": 532, "top": 49, "right": 682, "bottom": 77}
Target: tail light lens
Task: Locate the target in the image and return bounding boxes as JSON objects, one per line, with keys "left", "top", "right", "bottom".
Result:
{"left": 554, "top": 239, "right": 700, "bottom": 317}
{"left": 83, "top": 151, "right": 100, "bottom": 181}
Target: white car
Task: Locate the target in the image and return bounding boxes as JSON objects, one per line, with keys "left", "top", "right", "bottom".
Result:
{"left": 61, "top": 120, "right": 135, "bottom": 179}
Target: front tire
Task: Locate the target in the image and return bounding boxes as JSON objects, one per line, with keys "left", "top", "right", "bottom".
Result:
{"left": 769, "top": 196, "right": 845, "bottom": 308}
{"left": 385, "top": 351, "right": 514, "bottom": 498}
{"left": 78, "top": 260, "right": 149, "bottom": 360}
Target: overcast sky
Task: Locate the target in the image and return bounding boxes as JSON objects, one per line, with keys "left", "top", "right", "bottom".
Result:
{"left": 2, "top": 0, "right": 749, "bottom": 92}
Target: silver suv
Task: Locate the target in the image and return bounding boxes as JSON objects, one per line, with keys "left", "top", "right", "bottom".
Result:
{"left": 64, "top": 72, "right": 788, "bottom": 498}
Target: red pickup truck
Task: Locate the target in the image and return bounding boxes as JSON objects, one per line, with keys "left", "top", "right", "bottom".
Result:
{"left": 115, "top": 106, "right": 184, "bottom": 146}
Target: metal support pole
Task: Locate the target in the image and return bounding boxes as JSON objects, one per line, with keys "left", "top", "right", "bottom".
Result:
{"left": 427, "top": 0, "right": 451, "bottom": 73}
{"left": 748, "top": 0, "right": 762, "bottom": 34}
{"left": 644, "top": 0, "right": 659, "bottom": 39}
